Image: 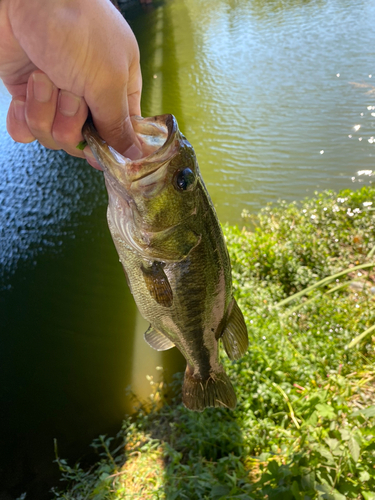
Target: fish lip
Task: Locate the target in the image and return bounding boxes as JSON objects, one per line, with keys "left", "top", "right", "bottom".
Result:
{"left": 127, "top": 114, "right": 179, "bottom": 182}
{"left": 82, "top": 114, "right": 179, "bottom": 183}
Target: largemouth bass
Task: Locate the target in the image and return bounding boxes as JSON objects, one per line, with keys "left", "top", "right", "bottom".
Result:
{"left": 82, "top": 114, "right": 248, "bottom": 411}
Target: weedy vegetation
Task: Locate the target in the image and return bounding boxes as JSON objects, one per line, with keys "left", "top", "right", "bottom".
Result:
{"left": 53, "top": 187, "right": 375, "bottom": 500}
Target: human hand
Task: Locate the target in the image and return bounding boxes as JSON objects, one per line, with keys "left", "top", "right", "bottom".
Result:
{"left": 0, "top": 0, "right": 142, "bottom": 168}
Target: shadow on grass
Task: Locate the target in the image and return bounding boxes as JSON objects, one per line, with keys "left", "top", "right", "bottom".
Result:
{"left": 119, "top": 362, "right": 375, "bottom": 500}
{"left": 120, "top": 372, "right": 250, "bottom": 500}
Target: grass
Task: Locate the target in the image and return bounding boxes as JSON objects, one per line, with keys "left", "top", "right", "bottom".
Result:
{"left": 52, "top": 186, "right": 375, "bottom": 500}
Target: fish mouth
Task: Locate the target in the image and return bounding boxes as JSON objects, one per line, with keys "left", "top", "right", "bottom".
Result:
{"left": 82, "top": 114, "right": 180, "bottom": 184}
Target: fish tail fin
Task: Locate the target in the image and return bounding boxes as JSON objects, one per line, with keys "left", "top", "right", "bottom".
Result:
{"left": 182, "top": 366, "right": 236, "bottom": 412}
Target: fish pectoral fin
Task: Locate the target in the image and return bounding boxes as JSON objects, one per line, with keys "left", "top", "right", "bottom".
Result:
{"left": 146, "top": 224, "right": 201, "bottom": 262}
{"left": 144, "top": 325, "right": 175, "bottom": 351}
{"left": 140, "top": 261, "right": 173, "bottom": 307}
{"left": 182, "top": 366, "right": 236, "bottom": 411}
{"left": 221, "top": 299, "right": 248, "bottom": 361}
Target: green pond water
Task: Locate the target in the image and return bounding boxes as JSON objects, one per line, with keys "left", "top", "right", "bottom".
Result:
{"left": 0, "top": 0, "right": 374, "bottom": 497}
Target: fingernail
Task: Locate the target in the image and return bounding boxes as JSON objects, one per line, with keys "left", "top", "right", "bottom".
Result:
{"left": 32, "top": 72, "right": 54, "bottom": 103}
{"left": 124, "top": 143, "right": 143, "bottom": 160}
{"left": 59, "top": 90, "right": 81, "bottom": 117}
{"left": 13, "top": 99, "right": 26, "bottom": 122}
{"left": 84, "top": 148, "right": 103, "bottom": 171}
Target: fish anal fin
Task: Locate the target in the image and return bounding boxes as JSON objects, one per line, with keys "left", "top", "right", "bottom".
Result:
{"left": 221, "top": 300, "right": 248, "bottom": 361}
{"left": 182, "top": 366, "right": 236, "bottom": 412}
{"left": 144, "top": 325, "right": 175, "bottom": 351}
{"left": 140, "top": 261, "right": 173, "bottom": 307}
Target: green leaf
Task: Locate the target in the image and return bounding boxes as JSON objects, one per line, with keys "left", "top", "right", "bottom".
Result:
{"left": 316, "top": 482, "right": 346, "bottom": 500}
{"left": 315, "top": 445, "right": 335, "bottom": 463}
{"left": 268, "top": 460, "right": 280, "bottom": 476}
{"left": 339, "top": 429, "right": 351, "bottom": 441}
{"left": 76, "top": 140, "right": 87, "bottom": 151}
{"left": 360, "top": 471, "right": 371, "bottom": 482}
{"left": 301, "top": 469, "right": 315, "bottom": 490}
{"left": 210, "top": 485, "right": 230, "bottom": 498}
{"left": 362, "top": 492, "right": 375, "bottom": 500}
{"left": 348, "top": 434, "right": 360, "bottom": 462}
{"left": 306, "top": 411, "right": 318, "bottom": 426}
{"left": 291, "top": 480, "right": 302, "bottom": 500}
{"left": 316, "top": 403, "right": 336, "bottom": 420}
{"left": 325, "top": 438, "right": 339, "bottom": 452}
{"left": 351, "top": 405, "right": 375, "bottom": 419}
{"left": 332, "top": 492, "right": 346, "bottom": 500}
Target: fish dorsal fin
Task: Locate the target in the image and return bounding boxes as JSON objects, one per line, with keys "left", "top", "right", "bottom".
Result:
{"left": 221, "top": 300, "right": 248, "bottom": 360}
{"left": 140, "top": 261, "right": 173, "bottom": 307}
{"left": 144, "top": 325, "right": 175, "bottom": 351}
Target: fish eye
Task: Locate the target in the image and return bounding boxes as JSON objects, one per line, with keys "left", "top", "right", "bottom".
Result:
{"left": 174, "top": 168, "right": 195, "bottom": 191}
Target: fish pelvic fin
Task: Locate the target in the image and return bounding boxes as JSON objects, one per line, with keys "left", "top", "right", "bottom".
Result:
{"left": 221, "top": 299, "right": 248, "bottom": 361}
{"left": 144, "top": 325, "right": 175, "bottom": 351}
{"left": 182, "top": 366, "right": 236, "bottom": 412}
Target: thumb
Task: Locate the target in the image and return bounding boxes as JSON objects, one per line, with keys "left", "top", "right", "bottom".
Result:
{"left": 87, "top": 83, "right": 142, "bottom": 160}
{"left": 82, "top": 9, "right": 143, "bottom": 159}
